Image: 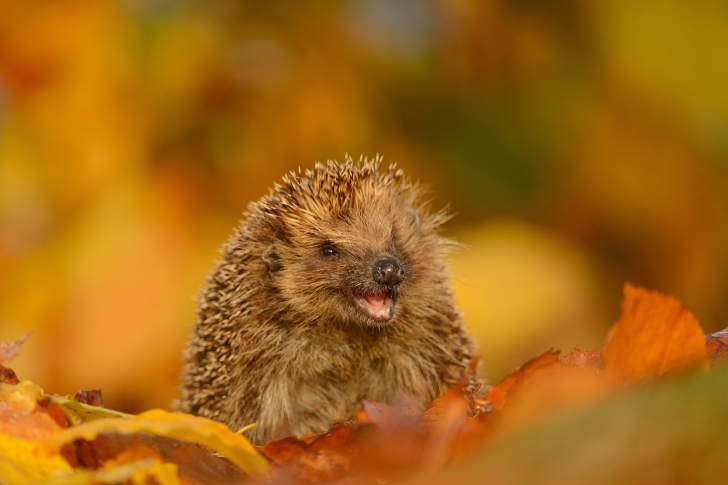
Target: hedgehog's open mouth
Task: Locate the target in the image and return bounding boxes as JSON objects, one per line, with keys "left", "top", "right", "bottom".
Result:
{"left": 354, "top": 290, "right": 395, "bottom": 322}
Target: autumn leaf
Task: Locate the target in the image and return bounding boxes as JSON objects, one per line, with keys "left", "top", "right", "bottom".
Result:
{"left": 0, "top": 433, "right": 72, "bottom": 484}
{"left": 51, "top": 396, "right": 133, "bottom": 426}
{"left": 486, "top": 350, "right": 561, "bottom": 411}
{"left": 0, "top": 381, "right": 63, "bottom": 440}
{"left": 477, "top": 350, "right": 614, "bottom": 440}
{"left": 2, "top": 283, "right": 726, "bottom": 484}
{"left": 419, "top": 386, "right": 483, "bottom": 468}
{"left": 46, "top": 458, "right": 181, "bottom": 485}
{"left": 603, "top": 283, "right": 709, "bottom": 382}
{"left": 405, "top": 363, "right": 728, "bottom": 485}
{"left": 262, "top": 425, "right": 358, "bottom": 483}
{"left": 705, "top": 329, "right": 728, "bottom": 366}
{"left": 0, "top": 366, "right": 19, "bottom": 386}
{"left": 44, "top": 409, "right": 267, "bottom": 478}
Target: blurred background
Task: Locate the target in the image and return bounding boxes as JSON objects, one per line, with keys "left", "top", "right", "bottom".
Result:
{"left": 1, "top": 0, "right": 727, "bottom": 413}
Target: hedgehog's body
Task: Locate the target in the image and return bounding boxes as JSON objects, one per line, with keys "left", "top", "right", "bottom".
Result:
{"left": 178, "top": 158, "right": 481, "bottom": 445}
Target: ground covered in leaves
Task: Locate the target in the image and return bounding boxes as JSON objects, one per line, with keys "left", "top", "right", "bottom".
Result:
{"left": 2, "top": 283, "right": 728, "bottom": 484}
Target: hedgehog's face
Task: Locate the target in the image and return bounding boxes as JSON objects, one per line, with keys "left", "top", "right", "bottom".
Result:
{"left": 263, "top": 189, "right": 444, "bottom": 329}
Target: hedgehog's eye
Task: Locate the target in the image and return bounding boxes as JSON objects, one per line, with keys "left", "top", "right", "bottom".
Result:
{"left": 321, "top": 242, "right": 340, "bottom": 258}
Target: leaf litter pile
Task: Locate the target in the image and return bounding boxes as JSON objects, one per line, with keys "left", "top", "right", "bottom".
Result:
{"left": 3, "top": 283, "right": 728, "bottom": 484}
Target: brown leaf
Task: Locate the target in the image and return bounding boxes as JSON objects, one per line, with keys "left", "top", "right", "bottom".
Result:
{"left": 0, "top": 364, "right": 19, "bottom": 385}
{"left": 262, "top": 424, "right": 358, "bottom": 483}
{"left": 74, "top": 389, "right": 105, "bottom": 408}
{"left": 603, "top": 283, "right": 709, "bottom": 382}
{"left": 60, "top": 438, "right": 104, "bottom": 470}
{"left": 170, "top": 441, "right": 249, "bottom": 485}
{"left": 60, "top": 433, "right": 248, "bottom": 484}
{"left": 36, "top": 396, "right": 72, "bottom": 428}
{"left": 0, "top": 331, "right": 33, "bottom": 364}
{"left": 705, "top": 329, "right": 728, "bottom": 367}
{"left": 100, "top": 441, "right": 163, "bottom": 468}
{"left": 45, "top": 409, "right": 268, "bottom": 478}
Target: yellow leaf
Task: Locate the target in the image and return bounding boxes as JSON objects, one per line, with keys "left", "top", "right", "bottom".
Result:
{"left": 50, "top": 395, "right": 133, "bottom": 425}
{"left": 40, "top": 459, "right": 181, "bottom": 485}
{"left": 0, "top": 381, "right": 45, "bottom": 410}
{"left": 0, "top": 433, "right": 72, "bottom": 484}
{"left": 44, "top": 409, "right": 268, "bottom": 478}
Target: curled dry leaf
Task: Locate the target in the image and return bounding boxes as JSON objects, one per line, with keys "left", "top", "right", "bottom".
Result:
{"left": 44, "top": 410, "right": 268, "bottom": 478}
{"left": 0, "top": 365, "right": 19, "bottom": 385}
{"left": 51, "top": 396, "right": 132, "bottom": 426}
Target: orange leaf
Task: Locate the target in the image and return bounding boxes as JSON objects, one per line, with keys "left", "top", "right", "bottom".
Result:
{"left": 486, "top": 350, "right": 560, "bottom": 411}
{"left": 0, "top": 381, "right": 62, "bottom": 440}
{"left": 420, "top": 387, "right": 479, "bottom": 468}
{"left": 603, "top": 283, "right": 708, "bottom": 382}
{"left": 357, "top": 400, "right": 417, "bottom": 427}
{"left": 496, "top": 361, "right": 611, "bottom": 434}
{"left": 262, "top": 424, "right": 357, "bottom": 483}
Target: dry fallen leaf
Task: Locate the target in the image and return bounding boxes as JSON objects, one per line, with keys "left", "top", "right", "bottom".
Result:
{"left": 486, "top": 350, "right": 561, "bottom": 411}
{"left": 51, "top": 396, "right": 132, "bottom": 426}
{"left": 603, "top": 283, "right": 709, "bottom": 382}
{"left": 705, "top": 329, "right": 728, "bottom": 366}
{"left": 0, "top": 433, "right": 73, "bottom": 484}
{"left": 0, "top": 381, "right": 63, "bottom": 440}
{"left": 2, "top": 282, "right": 726, "bottom": 484}
{"left": 262, "top": 424, "right": 358, "bottom": 483}
{"left": 0, "top": 365, "right": 19, "bottom": 386}
{"left": 44, "top": 409, "right": 268, "bottom": 478}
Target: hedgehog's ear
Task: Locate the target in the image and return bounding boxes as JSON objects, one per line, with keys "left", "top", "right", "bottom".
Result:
{"left": 262, "top": 244, "right": 282, "bottom": 273}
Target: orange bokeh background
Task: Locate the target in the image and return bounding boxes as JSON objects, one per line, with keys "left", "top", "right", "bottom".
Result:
{"left": 1, "top": 0, "right": 727, "bottom": 413}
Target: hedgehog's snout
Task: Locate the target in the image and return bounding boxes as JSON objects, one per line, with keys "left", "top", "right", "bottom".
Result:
{"left": 372, "top": 256, "right": 404, "bottom": 288}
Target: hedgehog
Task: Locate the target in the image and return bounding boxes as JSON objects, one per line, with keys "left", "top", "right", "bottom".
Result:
{"left": 178, "top": 156, "right": 482, "bottom": 445}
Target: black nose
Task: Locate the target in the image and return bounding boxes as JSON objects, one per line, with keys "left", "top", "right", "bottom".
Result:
{"left": 372, "top": 256, "right": 405, "bottom": 287}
